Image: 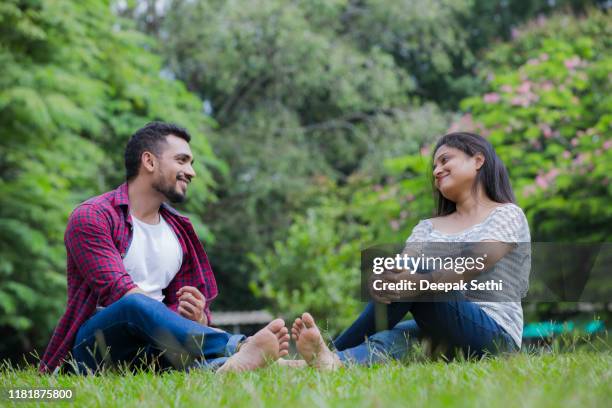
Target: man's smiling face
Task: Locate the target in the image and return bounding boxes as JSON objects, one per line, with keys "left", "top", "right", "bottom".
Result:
{"left": 151, "top": 134, "right": 196, "bottom": 203}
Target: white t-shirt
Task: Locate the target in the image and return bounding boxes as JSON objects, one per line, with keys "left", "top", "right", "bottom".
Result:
{"left": 123, "top": 214, "right": 183, "bottom": 302}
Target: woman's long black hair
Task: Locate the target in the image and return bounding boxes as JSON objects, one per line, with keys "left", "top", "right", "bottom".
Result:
{"left": 432, "top": 132, "right": 516, "bottom": 216}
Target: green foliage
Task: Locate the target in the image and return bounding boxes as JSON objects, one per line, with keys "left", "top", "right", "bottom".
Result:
{"left": 250, "top": 195, "right": 370, "bottom": 330}
{"left": 251, "top": 10, "right": 611, "bottom": 333}
{"left": 1, "top": 0, "right": 609, "bottom": 360}
{"left": 156, "top": 0, "right": 461, "bottom": 307}
{"left": 459, "top": 10, "right": 612, "bottom": 242}
{"left": 0, "top": 0, "right": 220, "bottom": 357}
{"left": 147, "top": 0, "right": 605, "bottom": 310}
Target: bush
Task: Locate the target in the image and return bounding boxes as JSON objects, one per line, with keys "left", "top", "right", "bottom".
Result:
{"left": 0, "top": 0, "right": 220, "bottom": 359}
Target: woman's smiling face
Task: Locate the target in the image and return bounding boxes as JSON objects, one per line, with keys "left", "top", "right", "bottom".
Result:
{"left": 432, "top": 145, "right": 484, "bottom": 201}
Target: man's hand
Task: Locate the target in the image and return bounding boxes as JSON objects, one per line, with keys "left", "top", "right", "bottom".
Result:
{"left": 177, "top": 286, "right": 207, "bottom": 325}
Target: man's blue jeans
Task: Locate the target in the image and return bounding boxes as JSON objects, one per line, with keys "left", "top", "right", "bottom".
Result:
{"left": 333, "top": 293, "right": 517, "bottom": 365}
{"left": 71, "top": 294, "right": 245, "bottom": 373}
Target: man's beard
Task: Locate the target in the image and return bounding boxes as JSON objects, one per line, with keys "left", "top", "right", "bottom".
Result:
{"left": 153, "top": 176, "right": 186, "bottom": 203}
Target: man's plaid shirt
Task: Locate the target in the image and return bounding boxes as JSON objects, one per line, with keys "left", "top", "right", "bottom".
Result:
{"left": 39, "top": 183, "right": 218, "bottom": 373}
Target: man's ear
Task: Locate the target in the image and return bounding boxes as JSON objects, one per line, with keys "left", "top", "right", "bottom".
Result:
{"left": 141, "top": 151, "right": 157, "bottom": 174}
{"left": 474, "top": 152, "right": 485, "bottom": 171}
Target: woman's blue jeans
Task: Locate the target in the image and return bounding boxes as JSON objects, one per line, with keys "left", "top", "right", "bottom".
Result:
{"left": 71, "top": 294, "right": 245, "bottom": 374}
{"left": 333, "top": 293, "right": 517, "bottom": 365}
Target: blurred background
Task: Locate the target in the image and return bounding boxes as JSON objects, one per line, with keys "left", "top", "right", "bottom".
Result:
{"left": 0, "top": 0, "right": 610, "bottom": 363}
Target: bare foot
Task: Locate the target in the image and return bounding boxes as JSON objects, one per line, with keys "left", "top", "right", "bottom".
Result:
{"left": 291, "top": 313, "right": 342, "bottom": 370}
{"left": 217, "top": 319, "right": 289, "bottom": 373}
{"left": 276, "top": 359, "right": 307, "bottom": 369}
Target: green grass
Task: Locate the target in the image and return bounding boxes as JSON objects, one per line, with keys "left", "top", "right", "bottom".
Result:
{"left": 2, "top": 349, "right": 611, "bottom": 408}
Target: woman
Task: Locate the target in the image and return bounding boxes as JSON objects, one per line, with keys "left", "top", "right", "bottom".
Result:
{"left": 290, "top": 131, "right": 531, "bottom": 369}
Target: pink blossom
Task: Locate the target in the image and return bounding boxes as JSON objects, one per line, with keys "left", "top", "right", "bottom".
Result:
{"left": 542, "top": 82, "right": 554, "bottom": 91}
{"left": 523, "top": 185, "right": 537, "bottom": 197}
{"left": 540, "top": 53, "right": 549, "bottom": 61}
{"left": 447, "top": 113, "right": 475, "bottom": 133}
{"left": 562, "top": 151, "right": 571, "bottom": 159}
{"left": 571, "top": 138, "right": 579, "bottom": 147}
{"left": 546, "top": 168, "right": 560, "bottom": 182}
{"left": 389, "top": 220, "right": 400, "bottom": 231}
{"left": 603, "top": 140, "right": 612, "bottom": 150}
{"left": 539, "top": 123, "right": 553, "bottom": 139}
{"left": 483, "top": 93, "right": 500, "bottom": 104}
{"left": 399, "top": 210, "right": 408, "bottom": 220}
{"left": 564, "top": 56, "right": 582, "bottom": 70}
{"left": 518, "top": 82, "right": 532, "bottom": 94}
{"left": 511, "top": 97, "right": 529, "bottom": 107}
{"left": 373, "top": 184, "right": 383, "bottom": 192}
{"left": 531, "top": 139, "right": 542, "bottom": 150}
{"left": 534, "top": 168, "right": 560, "bottom": 190}
{"left": 527, "top": 58, "right": 540, "bottom": 66}
{"left": 535, "top": 175, "right": 549, "bottom": 189}
{"left": 420, "top": 146, "right": 430, "bottom": 156}
{"left": 511, "top": 28, "right": 521, "bottom": 40}
{"left": 501, "top": 85, "right": 513, "bottom": 93}
{"left": 480, "top": 129, "right": 491, "bottom": 138}
{"left": 573, "top": 154, "right": 586, "bottom": 165}
{"left": 525, "top": 92, "right": 539, "bottom": 103}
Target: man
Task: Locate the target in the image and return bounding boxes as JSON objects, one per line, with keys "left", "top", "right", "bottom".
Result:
{"left": 39, "top": 122, "right": 289, "bottom": 374}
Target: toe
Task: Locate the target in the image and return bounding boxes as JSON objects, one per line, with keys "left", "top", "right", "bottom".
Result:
{"left": 267, "top": 318, "right": 285, "bottom": 333}
{"left": 277, "top": 327, "right": 288, "bottom": 338}
{"left": 302, "top": 312, "right": 316, "bottom": 328}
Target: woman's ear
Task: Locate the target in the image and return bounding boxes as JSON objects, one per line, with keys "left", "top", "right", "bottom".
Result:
{"left": 474, "top": 152, "right": 485, "bottom": 171}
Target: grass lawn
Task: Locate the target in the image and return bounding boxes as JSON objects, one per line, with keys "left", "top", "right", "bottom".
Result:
{"left": 2, "top": 349, "right": 611, "bottom": 408}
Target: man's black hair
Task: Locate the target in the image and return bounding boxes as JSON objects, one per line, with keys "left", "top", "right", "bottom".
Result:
{"left": 124, "top": 121, "right": 191, "bottom": 181}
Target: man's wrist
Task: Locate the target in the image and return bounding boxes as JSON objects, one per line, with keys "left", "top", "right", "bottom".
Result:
{"left": 198, "top": 314, "right": 207, "bottom": 325}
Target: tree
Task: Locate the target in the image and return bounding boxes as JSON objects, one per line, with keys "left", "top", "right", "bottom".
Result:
{"left": 0, "top": 0, "right": 220, "bottom": 360}
{"left": 459, "top": 9, "right": 612, "bottom": 242}
{"left": 153, "top": 0, "right": 456, "bottom": 307}
{"left": 250, "top": 9, "right": 611, "bottom": 332}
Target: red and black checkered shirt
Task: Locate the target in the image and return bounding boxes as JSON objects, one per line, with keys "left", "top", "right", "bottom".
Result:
{"left": 39, "top": 183, "right": 218, "bottom": 373}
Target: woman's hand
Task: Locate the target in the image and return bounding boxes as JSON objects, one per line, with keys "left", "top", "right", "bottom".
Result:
{"left": 369, "top": 269, "right": 423, "bottom": 304}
